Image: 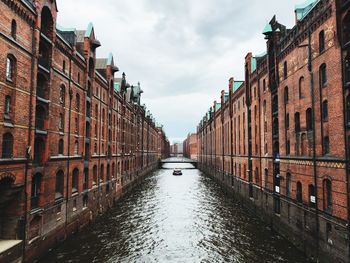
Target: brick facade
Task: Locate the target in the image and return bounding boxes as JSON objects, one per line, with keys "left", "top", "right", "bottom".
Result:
{"left": 197, "top": 1, "right": 350, "bottom": 262}
{"left": 0, "top": 0, "right": 170, "bottom": 262}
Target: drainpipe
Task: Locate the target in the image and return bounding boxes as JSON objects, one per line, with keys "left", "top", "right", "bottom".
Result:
{"left": 23, "top": 18, "right": 37, "bottom": 262}
{"left": 307, "top": 30, "right": 320, "bottom": 259}
{"left": 65, "top": 56, "right": 73, "bottom": 235}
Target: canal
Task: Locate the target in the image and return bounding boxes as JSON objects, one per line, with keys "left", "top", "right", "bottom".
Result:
{"left": 40, "top": 160, "right": 310, "bottom": 263}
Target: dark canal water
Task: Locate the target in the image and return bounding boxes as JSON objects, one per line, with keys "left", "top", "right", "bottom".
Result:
{"left": 40, "top": 160, "right": 310, "bottom": 263}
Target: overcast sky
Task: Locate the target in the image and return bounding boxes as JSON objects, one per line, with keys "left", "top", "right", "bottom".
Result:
{"left": 58, "top": 0, "right": 305, "bottom": 143}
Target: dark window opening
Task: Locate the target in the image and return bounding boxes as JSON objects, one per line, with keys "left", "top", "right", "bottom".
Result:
{"left": 286, "top": 113, "right": 289, "bottom": 130}
{"left": 299, "top": 77, "right": 305, "bottom": 99}
{"left": 319, "top": 30, "right": 325, "bottom": 53}
{"left": 35, "top": 105, "right": 46, "bottom": 131}
{"left": 320, "top": 64, "right": 327, "bottom": 88}
{"left": 296, "top": 181, "right": 302, "bottom": 203}
{"left": 323, "top": 136, "right": 330, "bottom": 155}
{"left": 345, "top": 52, "right": 350, "bottom": 84}
{"left": 11, "top": 20, "right": 17, "bottom": 40}
{"left": 4, "top": 95, "right": 11, "bottom": 119}
{"left": 34, "top": 137, "right": 44, "bottom": 164}
{"left": 306, "top": 108, "right": 313, "bottom": 131}
{"left": 322, "top": 100, "right": 328, "bottom": 121}
{"left": 323, "top": 179, "right": 332, "bottom": 213}
{"left": 2, "top": 133, "right": 13, "bottom": 159}
{"left": 58, "top": 139, "right": 64, "bottom": 155}
{"left": 55, "top": 170, "right": 64, "bottom": 200}
{"left": 284, "top": 86, "right": 289, "bottom": 104}
{"left": 283, "top": 61, "right": 288, "bottom": 80}
{"left": 72, "top": 168, "right": 79, "bottom": 193}
{"left": 31, "top": 173, "right": 42, "bottom": 209}
{"left": 286, "top": 173, "right": 291, "bottom": 197}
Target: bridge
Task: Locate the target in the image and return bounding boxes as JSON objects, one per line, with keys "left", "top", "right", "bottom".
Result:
{"left": 159, "top": 157, "right": 198, "bottom": 169}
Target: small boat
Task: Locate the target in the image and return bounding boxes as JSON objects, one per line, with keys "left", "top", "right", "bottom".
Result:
{"left": 173, "top": 169, "right": 182, "bottom": 176}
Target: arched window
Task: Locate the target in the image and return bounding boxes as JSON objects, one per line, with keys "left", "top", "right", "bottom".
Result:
{"left": 77, "top": 72, "right": 80, "bottom": 84}
{"left": 60, "top": 85, "right": 65, "bottom": 104}
{"left": 31, "top": 173, "right": 42, "bottom": 209}
{"left": 11, "top": 20, "right": 17, "bottom": 40}
{"left": 255, "top": 167, "right": 260, "bottom": 184}
{"left": 93, "top": 165, "right": 97, "bottom": 185}
{"left": 72, "top": 168, "right": 79, "bottom": 193}
{"left": 2, "top": 133, "right": 13, "bottom": 158}
{"left": 286, "top": 113, "right": 289, "bottom": 130}
{"left": 323, "top": 136, "right": 330, "bottom": 155}
{"left": 299, "top": 76, "right": 305, "bottom": 99}
{"left": 75, "top": 117, "right": 78, "bottom": 134}
{"left": 284, "top": 86, "right": 288, "bottom": 104}
{"left": 94, "top": 143, "right": 97, "bottom": 154}
{"left": 76, "top": 93, "right": 80, "bottom": 111}
{"left": 323, "top": 179, "right": 332, "bottom": 213}
{"left": 6, "top": 55, "right": 15, "bottom": 82}
{"left": 74, "top": 140, "right": 78, "bottom": 155}
{"left": 296, "top": 181, "right": 302, "bottom": 203}
{"left": 62, "top": 60, "right": 66, "bottom": 73}
{"left": 41, "top": 7, "right": 54, "bottom": 39}
{"left": 286, "top": 140, "right": 290, "bottom": 155}
{"left": 283, "top": 61, "right": 287, "bottom": 80}
{"left": 306, "top": 108, "right": 313, "bottom": 131}
{"left": 319, "top": 64, "right": 327, "bottom": 88}
{"left": 319, "top": 30, "right": 325, "bottom": 53}
{"left": 59, "top": 113, "right": 64, "bottom": 131}
{"left": 345, "top": 53, "right": 350, "bottom": 84}
{"left": 309, "top": 184, "right": 316, "bottom": 206}
{"left": 264, "top": 168, "right": 268, "bottom": 188}
{"left": 55, "top": 170, "right": 64, "bottom": 199}
{"left": 100, "top": 164, "right": 104, "bottom": 182}
{"left": 286, "top": 173, "right": 291, "bottom": 197}
{"left": 263, "top": 79, "right": 266, "bottom": 91}
{"left": 58, "top": 139, "right": 64, "bottom": 155}
{"left": 322, "top": 100, "right": 328, "bottom": 121}
{"left": 4, "top": 95, "right": 11, "bottom": 118}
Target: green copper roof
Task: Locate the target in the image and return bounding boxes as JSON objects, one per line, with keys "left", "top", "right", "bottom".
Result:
{"left": 251, "top": 57, "right": 257, "bottom": 72}
{"left": 295, "top": 0, "right": 319, "bottom": 21}
{"left": 56, "top": 24, "right": 76, "bottom": 32}
{"left": 114, "top": 82, "right": 120, "bottom": 92}
{"left": 107, "top": 53, "right": 113, "bottom": 66}
{"left": 85, "top": 22, "right": 94, "bottom": 37}
{"left": 262, "top": 23, "right": 273, "bottom": 34}
{"left": 232, "top": 81, "right": 244, "bottom": 93}
{"left": 216, "top": 103, "right": 221, "bottom": 111}
{"left": 224, "top": 92, "right": 229, "bottom": 103}
{"left": 256, "top": 51, "right": 267, "bottom": 58}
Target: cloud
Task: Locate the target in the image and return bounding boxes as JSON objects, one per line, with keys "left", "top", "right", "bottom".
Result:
{"left": 57, "top": 0, "right": 305, "bottom": 143}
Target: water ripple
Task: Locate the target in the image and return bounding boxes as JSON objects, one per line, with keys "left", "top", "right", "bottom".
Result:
{"left": 40, "top": 164, "right": 311, "bottom": 263}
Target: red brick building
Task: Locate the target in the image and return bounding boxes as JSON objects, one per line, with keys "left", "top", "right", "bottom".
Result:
{"left": 0, "top": 0, "right": 169, "bottom": 262}
{"left": 183, "top": 133, "right": 198, "bottom": 160}
{"left": 197, "top": 1, "right": 350, "bottom": 262}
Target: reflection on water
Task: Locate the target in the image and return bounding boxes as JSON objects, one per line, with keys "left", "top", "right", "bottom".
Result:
{"left": 40, "top": 159, "right": 310, "bottom": 263}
